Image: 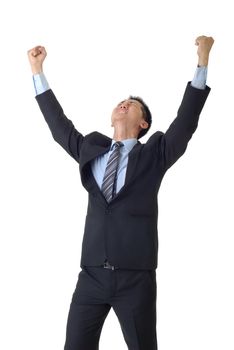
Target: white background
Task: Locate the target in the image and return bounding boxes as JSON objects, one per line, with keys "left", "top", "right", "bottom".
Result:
{"left": 1, "top": 0, "right": 233, "bottom": 349}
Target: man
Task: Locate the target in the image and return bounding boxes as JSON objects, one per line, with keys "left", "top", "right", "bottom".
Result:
{"left": 27, "top": 35, "right": 214, "bottom": 350}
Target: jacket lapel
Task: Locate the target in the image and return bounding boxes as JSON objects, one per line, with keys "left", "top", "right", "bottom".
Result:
{"left": 79, "top": 133, "right": 111, "bottom": 198}
{"left": 79, "top": 132, "right": 112, "bottom": 170}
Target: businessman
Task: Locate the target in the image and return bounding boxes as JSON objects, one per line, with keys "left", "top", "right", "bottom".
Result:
{"left": 28, "top": 35, "right": 214, "bottom": 350}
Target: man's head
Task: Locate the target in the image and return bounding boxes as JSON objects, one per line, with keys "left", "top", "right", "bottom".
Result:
{"left": 111, "top": 96, "right": 152, "bottom": 139}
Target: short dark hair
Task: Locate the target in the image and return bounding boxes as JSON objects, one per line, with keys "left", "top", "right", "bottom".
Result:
{"left": 128, "top": 95, "right": 152, "bottom": 139}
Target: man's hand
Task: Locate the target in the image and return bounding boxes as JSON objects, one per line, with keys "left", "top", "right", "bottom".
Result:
{"left": 195, "top": 35, "right": 214, "bottom": 67}
{"left": 27, "top": 46, "right": 47, "bottom": 74}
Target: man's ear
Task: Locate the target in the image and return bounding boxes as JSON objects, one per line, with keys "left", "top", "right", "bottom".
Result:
{"left": 140, "top": 120, "right": 149, "bottom": 130}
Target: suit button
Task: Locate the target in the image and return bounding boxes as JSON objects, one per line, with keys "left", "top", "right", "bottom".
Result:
{"left": 105, "top": 209, "right": 111, "bottom": 214}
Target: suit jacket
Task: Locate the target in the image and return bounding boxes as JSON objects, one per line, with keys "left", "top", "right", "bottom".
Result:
{"left": 35, "top": 82, "right": 210, "bottom": 270}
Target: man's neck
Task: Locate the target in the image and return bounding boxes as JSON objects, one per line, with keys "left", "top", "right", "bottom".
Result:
{"left": 112, "top": 126, "right": 138, "bottom": 141}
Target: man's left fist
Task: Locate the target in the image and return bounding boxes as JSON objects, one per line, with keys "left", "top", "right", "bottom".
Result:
{"left": 195, "top": 35, "right": 214, "bottom": 66}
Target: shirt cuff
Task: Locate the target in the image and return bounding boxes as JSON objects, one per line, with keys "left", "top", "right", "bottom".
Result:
{"left": 191, "top": 66, "right": 207, "bottom": 90}
{"left": 33, "top": 72, "right": 50, "bottom": 96}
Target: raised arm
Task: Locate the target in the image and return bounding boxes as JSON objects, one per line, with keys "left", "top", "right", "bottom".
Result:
{"left": 159, "top": 35, "right": 214, "bottom": 170}
{"left": 27, "top": 46, "right": 84, "bottom": 163}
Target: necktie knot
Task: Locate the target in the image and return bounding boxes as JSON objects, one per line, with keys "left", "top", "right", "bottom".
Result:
{"left": 113, "top": 141, "right": 123, "bottom": 150}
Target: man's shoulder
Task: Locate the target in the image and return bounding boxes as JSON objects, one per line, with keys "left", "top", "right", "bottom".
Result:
{"left": 136, "top": 131, "right": 165, "bottom": 159}
{"left": 143, "top": 131, "right": 164, "bottom": 146}
{"left": 83, "top": 131, "right": 112, "bottom": 148}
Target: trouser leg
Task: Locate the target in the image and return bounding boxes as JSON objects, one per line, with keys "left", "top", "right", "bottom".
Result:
{"left": 64, "top": 268, "right": 111, "bottom": 350}
{"left": 112, "top": 269, "right": 157, "bottom": 350}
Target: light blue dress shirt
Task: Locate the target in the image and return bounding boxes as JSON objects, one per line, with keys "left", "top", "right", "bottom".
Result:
{"left": 32, "top": 67, "right": 207, "bottom": 193}
{"left": 91, "top": 138, "right": 138, "bottom": 193}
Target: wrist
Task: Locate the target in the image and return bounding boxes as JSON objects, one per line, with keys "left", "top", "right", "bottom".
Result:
{"left": 31, "top": 65, "right": 43, "bottom": 75}
{"left": 198, "top": 55, "right": 209, "bottom": 67}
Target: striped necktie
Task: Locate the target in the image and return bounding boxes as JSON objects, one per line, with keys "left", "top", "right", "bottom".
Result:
{"left": 101, "top": 141, "right": 123, "bottom": 203}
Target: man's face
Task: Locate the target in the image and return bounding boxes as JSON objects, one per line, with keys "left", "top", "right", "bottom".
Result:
{"left": 111, "top": 99, "right": 148, "bottom": 133}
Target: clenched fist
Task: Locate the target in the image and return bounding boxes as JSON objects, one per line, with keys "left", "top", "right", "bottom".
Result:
{"left": 27, "top": 46, "right": 47, "bottom": 74}
{"left": 195, "top": 35, "right": 214, "bottom": 66}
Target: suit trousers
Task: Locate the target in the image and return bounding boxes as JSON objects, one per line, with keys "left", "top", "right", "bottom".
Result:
{"left": 64, "top": 264, "right": 157, "bottom": 350}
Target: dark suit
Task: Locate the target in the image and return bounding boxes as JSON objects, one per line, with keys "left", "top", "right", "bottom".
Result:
{"left": 35, "top": 82, "right": 210, "bottom": 349}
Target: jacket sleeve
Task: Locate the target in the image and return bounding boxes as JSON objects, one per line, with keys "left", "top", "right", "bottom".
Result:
{"left": 35, "top": 89, "right": 84, "bottom": 163}
{"left": 158, "top": 82, "right": 211, "bottom": 170}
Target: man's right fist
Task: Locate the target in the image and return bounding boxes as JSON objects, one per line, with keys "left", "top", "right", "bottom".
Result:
{"left": 27, "top": 46, "right": 47, "bottom": 74}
